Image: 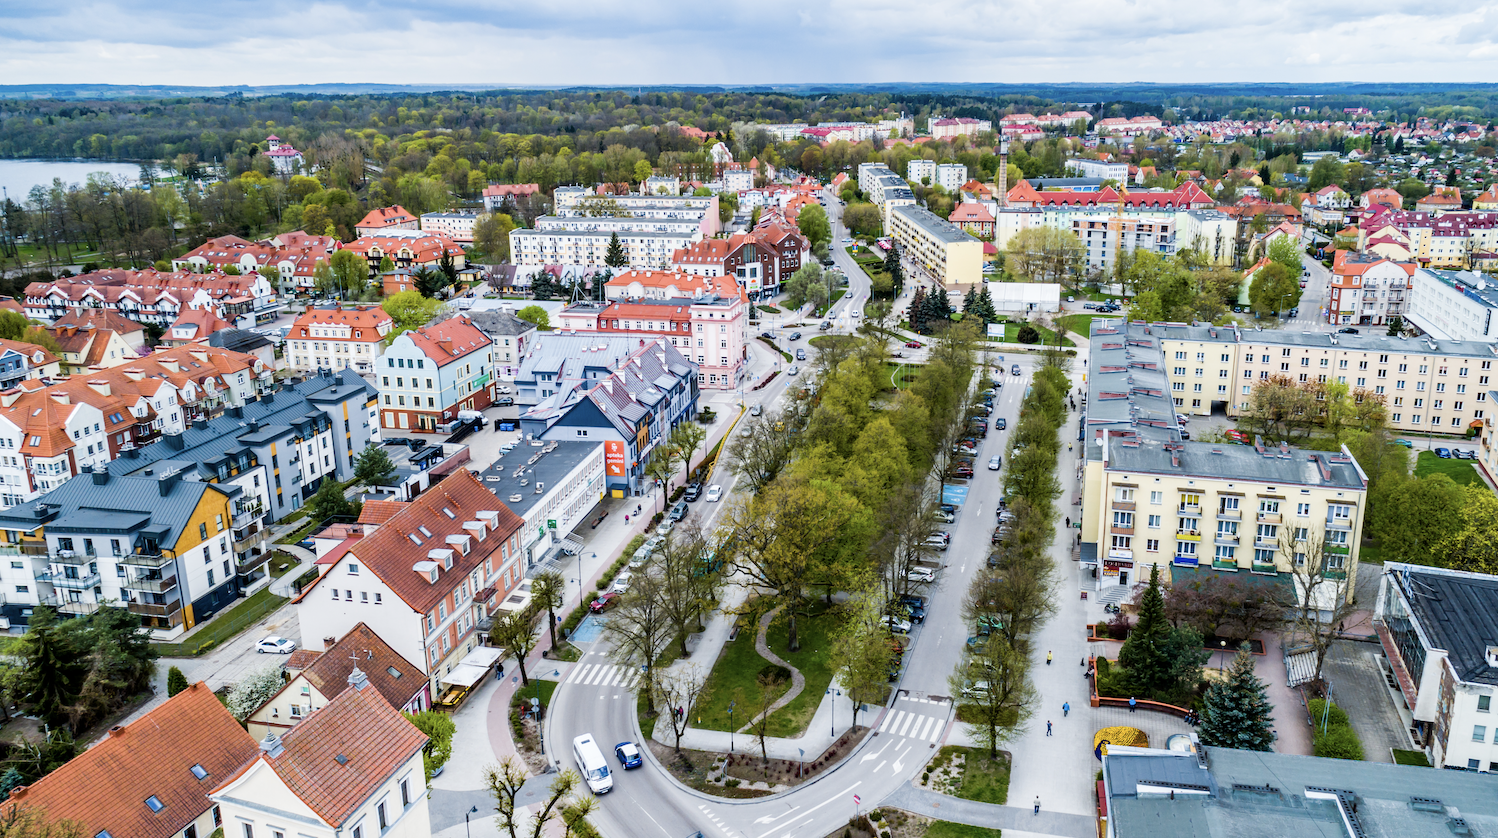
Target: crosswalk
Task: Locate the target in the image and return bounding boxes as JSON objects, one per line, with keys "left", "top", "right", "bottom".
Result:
{"left": 565, "top": 662, "right": 641, "bottom": 689}
{"left": 877, "top": 701, "right": 948, "bottom": 744}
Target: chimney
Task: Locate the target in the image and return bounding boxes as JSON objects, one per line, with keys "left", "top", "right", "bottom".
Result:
{"left": 0, "top": 390, "right": 19, "bottom": 408}
{"left": 1279, "top": 440, "right": 1290, "bottom": 456}
{"left": 49, "top": 392, "right": 69, "bottom": 405}
{"left": 193, "top": 419, "right": 208, "bottom": 431}
{"left": 324, "top": 636, "right": 336, "bottom": 648}
{"left": 158, "top": 471, "right": 179, "bottom": 497}
{"left": 92, "top": 468, "right": 108, "bottom": 486}
{"left": 86, "top": 379, "right": 111, "bottom": 397}
{"left": 166, "top": 433, "right": 185, "bottom": 450}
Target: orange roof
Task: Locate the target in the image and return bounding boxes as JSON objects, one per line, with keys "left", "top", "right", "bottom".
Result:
{"left": 949, "top": 203, "right": 995, "bottom": 223}
{"left": 216, "top": 684, "right": 426, "bottom": 827}
{"left": 293, "top": 623, "right": 424, "bottom": 711}
{"left": 399, "top": 315, "right": 490, "bottom": 368}
{"left": 292, "top": 307, "right": 393, "bottom": 343}
{"left": 51, "top": 309, "right": 145, "bottom": 335}
{"left": 8, "top": 683, "right": 258, "bottom": 838}
{"left": 606, "top": 268, "right": 743, "bottom": 301}
{"left": 357, "top": 499, "right": 407, "bottom": 525}
{"left": 355, "top": 206, "right": 416, "bottom": 230}
{"left": 0, "top": 339, "right": 57, "bottom": 369}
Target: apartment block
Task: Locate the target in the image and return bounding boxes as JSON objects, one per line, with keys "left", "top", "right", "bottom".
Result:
{"left": 888, "top": 204, "right": 984, "bottom": 289}
{"left": 377, "top": 315, "right": 494, "bottom": 433}
{"left": 1407, "top": 268, "right": 1498, "bottom": 341}
{"left": 287, "top": 306, "right": 394, "bottom": 374}
{"left": 1327, "top": 251, "right": 1414, "bottom": 327}
{"left": 551, "top": 188, "right": 720, "bottom": 235}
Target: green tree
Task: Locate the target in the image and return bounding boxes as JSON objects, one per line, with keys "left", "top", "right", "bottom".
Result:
{"left": 472, "top": 213, "right": 517, "bottom": 262}
{"left": 8, "top": 608, "right": 75, "bottom": 727}
{"left": 0, "top": 311, "right": 31, "bottom": 341}
{"left": 1434, "top": 485, "right": 1498, "bottom": 574}
{"left": 1247, "top": 261, "right": 1300, "bottom": 317}
{"left": 950, "top": 636, "right": 1037, "bottom": 760}
{"left": 668, "top": 420, "right": 708, "bottom": 485}
{"left": 225, "top": 664, "right": 284, "bottom": 721}
{"left": 1387, "top": 315, "right": 1406, "bottom": 336}
{"left": 783, "top": 263, "right": 823, "bottom": 310}
{"left": 1375, "top": 474, "right": 1466, "bottom": 566}
{"left": 796, "top": 204, "right": 831, "bottom": 248}
{"left": 603, "top": 232, "right": 628, "bottom": 268}
{"left": 1266, "top": 235, "right": 1302, "bottom": 278}
{"left": 530, "top": 571, "right": 565, "bottom": 652}
{"left": 381, "top": 290, "right": 442, "bottom": 339}
{"left": 881, "top": 247, "right": 904, "bottom": 298}
{"left": 354, "top": 443, "right": 397, "bottom": 487}
{"left": 328, "top": 249, "right": 369, "bottom": 299}
{"left": 305, "top": 477, "right": 354, "bottom": 523}
{"left": 166, "top": 666, "right": 189, "bottom": 697}
{"left": 490, "top": 610, "right": 539, "bottom": 687}
{"left": 842, "top": 203, "right": 883, "bottom": 239}
{"left": 403, "top": 710, "right": 457, "bottom": 783}
{"left": 1117, "top": 565, "right": 1172, "bottom": 695}
{"left": 1198, "top": 645, "right": 1275, "bottom": 752}
{"left": 517, "top": 305, "right": 550, "bottom": 331}
{"left": 1307, "top": 157, "right": 1346, "bottom": 192}
{"left": 1006, "top": 226, "right": 1085, "bottom": 287}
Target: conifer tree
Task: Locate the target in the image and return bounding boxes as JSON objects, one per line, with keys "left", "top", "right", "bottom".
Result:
{"left": 1117, "top": 564, "right": 1172, "bottom": 694}
{"left": 1198, "top": 645, "right": 1276, "bottom": 752}
{"left": 604, "top": 232, "right": 628, "bottom": 268}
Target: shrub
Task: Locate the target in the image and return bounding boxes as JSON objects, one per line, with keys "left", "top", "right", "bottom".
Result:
{"left": 166, "top": 666, "right": 189, "bottom": 697}
{"left": 1315, "top": 723, "right": 1365, "bottom": 761}
{"left": 1307, "top": 698, "right": 1350, "bottom": 730}
{"left": 1016, "top": 324, "right": 1040, "bottom": 344}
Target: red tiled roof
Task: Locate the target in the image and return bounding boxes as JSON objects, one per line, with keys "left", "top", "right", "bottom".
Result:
{"left": 399, "top": 315, "right": 491, "bottom": 368}
{"left": 292, "top": 307, "right": 393, "bottom": 343}
{"left": 355, "top": 206, "right": 416, "bottom": 230}
{"left": 949, "top": 203, "right": 995, "bottom": 223}
{"left": 357, "top": 500, "right": 407, "bottom": 525}
{"left": 297, "top": 623, "right": 425, "bottom": 711}
{"left": 8, "top": 683, "right": 258, "bottom": 838}
{"left": 481, "top": 184, "right": 540, "bottom": 199}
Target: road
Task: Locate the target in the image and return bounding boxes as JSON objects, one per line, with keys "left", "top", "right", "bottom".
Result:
{"left": 544, "top": 343, "right": 1042, "bottom": 838}
{"left": 1289, "top": 249, "right": 1333, "bottom": 331}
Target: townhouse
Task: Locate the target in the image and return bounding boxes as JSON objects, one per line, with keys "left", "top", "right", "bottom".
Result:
{"left": 26, "top": 269, "right": 281, "bottom": 327}
{"left": 1300, "top": 185, "right": 1351, "bottom": 227}
{"left": 355, "top": 206, "right": 419, "bottom": 236}
{"left": 482, "top": 183, "right": 541, "bottom": 212}
{"left": 211, "top": 681, "right": 429, "bottom": 838}
{"left": 517, "top": 337, "right": 698, "bottom": 496}
{"left": 948, "top": 203, "right": 996, "bottom": 239}
{"left": 295, "top": 469, "right": 526, "bottom": 706}
{"left": 888, "top": 205, "right": 985, "bottom": 289}
{"left": 46, "top": 309, "right": 144, "bottom": 374}
{"left": 246, "top": 622, "right": 425, "bottom": 739}
{"left": 4, "top": 683, "right": 261, "bottom": 838}
{"left": 1081, "top": 320, "right": 1368, "bottom": 598}
{"left": 287, "top": 306, "right": 394, "bottom": 374}
{"left": 1124, "top": 317, "right": 1498, "bottom": 436}
{"left": 553, "top": 269, "right": 748, "bottom": 389}
{"left": 670, "top": 222, "right": 809, "bottom": 299}
{"left": 1327, "top": 251, "right": 1415, "bottom": 328}
{"left": 174, "top": 232, "right": 335, "bottom": 297}
{"left": 465, "top": 307, "right": 538, "bottom": 379}
{"left": 1375, "top": 562, "right": 1498, "bottom": 772}
{"left": 0, "top": 340, "right": 60, "bottom": 390}
{"left": 342, "top": 230, "right": 466, "bottom": 274}
{"left": 376, "top": 315, "right": 494, "bottom": 433}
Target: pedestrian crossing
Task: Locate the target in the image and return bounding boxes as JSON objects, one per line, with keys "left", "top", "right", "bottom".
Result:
{"left": 565, "top": 662, "right": 641, "bottom": 689}
{"left": 877, "top": 703, "right": 948, "bottom": 743}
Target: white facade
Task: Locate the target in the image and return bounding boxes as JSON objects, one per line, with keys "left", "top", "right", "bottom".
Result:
{"left": 1066, "top": 158, "right": 1130, "bottom": 182}
{"left": 1407, "top": 269, "right": 1498, "bottom": 342}
{"left": 723, "top": 170, "right": 753, "bottom": 192}
{"left": 419, "top": 212, "right": 481, "bottom": 244}
{"left": 908, "top": 159, "right": 937, "bottom": 185}
{"left": 937, "top": 163, "right": 968, "bottom": 194}
{"left": 509, "top": 228, "right": 701, "bottom": 269}
{"left": 987, "top": 281, "right": 1061, "bottom": 313}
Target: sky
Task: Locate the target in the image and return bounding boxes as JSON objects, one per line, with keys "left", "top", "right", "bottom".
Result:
{"left": 6, "top": 0, "right": 1498, "bottom": 86}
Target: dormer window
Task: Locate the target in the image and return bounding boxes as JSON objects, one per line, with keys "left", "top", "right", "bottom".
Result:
{"left": 1487, "top": 645, "right": 1498, "bottom": 668}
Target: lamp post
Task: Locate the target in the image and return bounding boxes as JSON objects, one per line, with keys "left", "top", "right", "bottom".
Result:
{"left": 728, "top": 701, "right": 736, "bottom": 752}
{"left": 464, "top": 806, "right": 478, "bottom": 838}
{"left": 1219, "top": 639, "right": 1228, "bottom": 675}
{"left": 827, "top": 688, "right": 841, "bottom": 737}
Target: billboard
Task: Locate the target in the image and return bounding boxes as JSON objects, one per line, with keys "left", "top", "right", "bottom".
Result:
{"left": 605, "top": 440, "right": 627, "bottom": 477}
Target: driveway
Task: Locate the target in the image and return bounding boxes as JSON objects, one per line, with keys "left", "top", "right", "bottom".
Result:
{"left": 1320, "top": 639, "right": 1412, "bottom": 762}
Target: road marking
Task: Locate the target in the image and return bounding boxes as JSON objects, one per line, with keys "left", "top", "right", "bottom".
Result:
{"left": 880, "top": 710, "right": 904, "bottom": 733}
{"left": 752, "top": 806, "right": 800, "bottom": 825}
{"left": 928, "top": 717, "right": 947, "bottom": 743}
{"left": 859, "top": 739, "right": 890, "bottom": 763}
{"left": 569, "top": 664, "right": 593, "bottom": 684}
{"left": 892, "top": 745, "right": 912, "bottom": 773}
{"left": 874, "top": 760, "right": 886, "bottom": 773}
{"left": 917, "top": 716, "right": 936, "bottom": 741}
{"left": 757, "top": 781, "right": 861, "bottom": 838}
{"left": 896, "top": 712, "right": 915, "bottom": 737}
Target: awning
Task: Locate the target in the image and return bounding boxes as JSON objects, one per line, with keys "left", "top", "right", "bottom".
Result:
{"left": 458, "top": 646, "right": 502, "bottom": 668}
{"left": 440, "top": 663, "right": 490, "bottom": 688}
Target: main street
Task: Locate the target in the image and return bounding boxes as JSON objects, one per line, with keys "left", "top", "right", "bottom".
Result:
{"left": 542, "top": 338, "right": 1045, "bottom": 838}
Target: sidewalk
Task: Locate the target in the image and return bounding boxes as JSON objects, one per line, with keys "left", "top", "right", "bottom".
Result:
{"left": 269, "top": 543, "right": 315, "bottom": 597}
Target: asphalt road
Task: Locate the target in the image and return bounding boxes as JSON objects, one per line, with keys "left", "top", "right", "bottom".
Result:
{"left": 543, "top": 342, "right": 1042, "bottom": 838}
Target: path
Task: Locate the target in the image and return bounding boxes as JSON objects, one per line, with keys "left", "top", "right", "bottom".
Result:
{"left": 739, "top": 605, "right": 807, "bottom": 732}
{"left": 269, "top": 543, "right": 316, "bottom": 597}
{"left": 884, "top": 785, "right": 1095, "bottom": 838}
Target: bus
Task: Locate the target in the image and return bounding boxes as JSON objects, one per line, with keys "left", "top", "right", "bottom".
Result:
{"left": 572, "top": 734, "right": 613, "bottom": 794}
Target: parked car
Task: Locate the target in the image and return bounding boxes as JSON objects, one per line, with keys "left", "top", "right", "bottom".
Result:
{"left": 1225, "top": 429, "right": 1251, "bottom": 444}
{"left": 668, "top": 501, "right": 689, "bottom": 521}
{"left": 1288, "top": 308, "right": 1299, "bottom": 318}
{"left": 614, "top": 742, "right": 643, "bottom": 769}
{"left": 610, "top": 572, "right": 633, "bottom": 594}
{"left": 932, "top": 510, "right": 955, "bottom": 524}
{"left": 496, "top": 385, "right": 513, "bottom": 394}
{"left": 905, "top": 341, "right": 923, "bottom": 349}
{"left": 1436, "top": 447, "right": 1453, "bottom": 459}
{"left": 497, "top": 397, "right": 515, "bottom": 407}
{"left": 939, "top": 503, "right": 957, "bottom": 514}
{"left": 1338, "top": 327, "right": 1360, "bottom": 334}
{"left": 1393, "top": 438, "right": 1414, "bottom": 448}
{"left": 683, "top": 483, "right": 702, "bottom": 502}
{"left": 884, "top": 616, "right": 914, "bottom": 635}
{"left": 924, "top": 535, "right": 950, "bottom": 551}
{"left": 906, "top": 566, "right": 937, "bottom": 583}
{"left": 1457, "top": 449, "right": 1477, "bottom": 460}
{"left": 589, "top": 592, "right": 620, "bottom": 612}
{"left": 256, "top": 636, "right": 296, "bottom": 654}
{"left": 704, "top": 484, "right": 723, "bottom": 502}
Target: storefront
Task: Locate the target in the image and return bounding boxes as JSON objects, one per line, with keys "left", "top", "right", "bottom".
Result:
{"left": 436, "top": 646, "right": 503, "bottom": 709}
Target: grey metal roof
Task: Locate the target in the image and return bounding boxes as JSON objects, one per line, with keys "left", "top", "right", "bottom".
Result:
{"left": 1107, "top": 746, "right": 1498, "bottom": 838}
{"left": 1423, "top": 268, "right": 1498, "bottom": 310}
{"left": 0, "top": 470, "right": 233, "bottom": 548}
{"left": 477, "top": 441, "right": 602, "bottom": 521}
{"left": 1105, "top": 437, "right": 1365, "bottom": 490}
{"left": 207, "top": 328, "right": 272, "bottom": 354}
{"left": 466, "top": 309, "right": 538, "bottom": 338}
{"left": 1109, "top": 316, "right": 1498, "bottom": 361}
{"left": 1390, "top": 563, "right": 1498, "bottom": 686}
{"left": 890, "top": 204, "right": 980, "bottom": 245}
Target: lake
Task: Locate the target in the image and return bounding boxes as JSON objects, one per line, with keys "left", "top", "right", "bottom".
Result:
{"left": 0, "top": 159, "right": 144, "bottom": 203}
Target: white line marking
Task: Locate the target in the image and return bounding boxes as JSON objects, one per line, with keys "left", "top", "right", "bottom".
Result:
{"left": 929, "top": 716, "right": 946, "bottom": 742}
{"left": 757, "top": 781, "right": 861, "bottom": 838}
{"left": 896, "top": 712, "right": 916, "bottom": 737}
{"left": 882, "top": 710, "right": 904, "bottom": 733}
{"left": 917, "top": 716, "right": 936, "bottom": 741}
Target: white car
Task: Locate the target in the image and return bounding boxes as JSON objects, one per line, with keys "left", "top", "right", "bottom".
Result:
{"left": 257, "top": 636, "right": 297, "bottom": 654}
{"left": 497, "top": 385, "right": 513, "bottom": 394}
{"left": 705, "top": 485, "right": 722, "bottom": 502}
{"left": 906, "top": 566, "right": 937, "bottom": 583}
{"left": 961, "top": 680, "right": 992, "bottom": 699}
{"left": 885, "top": 616, "right": 913, "bottom": 635}
{"left": 610, "top": 572, "right": 633, "bottom": 594}
{"left": 786, "top": 365, "right": 800, "bottom": 376}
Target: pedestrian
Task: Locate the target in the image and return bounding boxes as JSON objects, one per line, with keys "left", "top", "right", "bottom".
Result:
{"left": 1065, "top": 516, "right": 1071, "bottom": 528}
{"left": 1129, "top": 696, "right": 1137, "bottom": 712}
{"left": 1034, "top": 796, "right": 1041, "bottom": 815}
{"left": 1046, "top": 651, "right": 1053, "bottom": 665}
{"left": 1046, "top": 720, "right": 1052, "bottom": 736}
{"left": 1063, "top": 701, "right": 1070, "bottom": 717}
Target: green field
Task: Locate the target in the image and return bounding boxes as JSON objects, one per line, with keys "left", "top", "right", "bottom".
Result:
{"left": 882, "top": 362, "right": 923, "bottom": 390}
{"left": 1414, "top": 450, "right": 1484, "bottom": 487}
{"left": 151, "top": 586, "right": 288, "bottom": 657}
{"left": 1056, "top": 313, "right": 1106, "bottom": 339}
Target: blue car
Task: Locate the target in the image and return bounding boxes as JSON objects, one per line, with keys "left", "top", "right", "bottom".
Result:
{"left": 1436, "top": 447, "right": 1453, "bottom": 458}
{"left": 614, "top": 741, "right": 642, "bottom": 770}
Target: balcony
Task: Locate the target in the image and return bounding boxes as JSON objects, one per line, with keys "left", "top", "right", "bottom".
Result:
{"left": 1172, "top": 555, "right": 1199, "bottom": 567}
{"left": 126, "top": 600, "right": 182, "bottom": 618}
{"left": 1326, "top": 517, "right": 1353, "bottom": 531}
{"left": 1214, "top": 534, "right": 1239, "bottom": 545}
{"left": 49, "top": 550, "right": 90, "bottom": 566}
{"left": 1254, "top": 538, "right": 1279, "bottom": 549}
{"left": 120, "top": 552, "right": 172, "bottom": 569}
{"left": 235, "top": 499, "right": 265, "bottom": 519}
{"left": 1326, "top": 543, "right": 1351, "bottom": 556}
{"left": 1112, "top": 501, "right": 1136, "bottom": 512}
{"left": 1216, "top": 508, "right": 1242, "bottom": 520}
{"left": 40, "top": 594, "right": 99, "bottom": 616}
{"left": 1175, "top": 531, "right": 1202, "bottom": 542}
{"left": 1257, "top": 512, "right": 1282, "bottom": 524}
{"left": 1110, "top": 526, "right": 1134, "bottom": 536}
{"left": 1212, "top": 559, "right": 1239, "bottom": 571}
{"left": 39, "top": 570, "right": 100, "bottom": 590}
{"left": 1251, "top": 562, "right": 1280, "bottom": 575}
{"left": 234, "top": 530, "right": 270, "bottom": 554}
{"left": 1178, "top": 504, "right": 1202, "bottom": 515}
{"left": 122, "top": 574, "right": 178, "bottom": 595}
{"left": 0, "top": 543, "right": 48, "bottom": 558}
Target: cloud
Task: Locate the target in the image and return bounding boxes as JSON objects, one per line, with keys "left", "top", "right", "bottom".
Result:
{"left": 3, "top": 0, "right": 1498, "bottom": 85}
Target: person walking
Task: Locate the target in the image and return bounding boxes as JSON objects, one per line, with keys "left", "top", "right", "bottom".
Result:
{"left": 1034, "top": 796, "right": 1041, "bottom": 815}
{"left": 1063, "top": 701, "right": 1070, "bottom": 717}
{"left": 1046, "top": 720, "right": 1052, "bottom": 736}
{"left": 1046, "top": 651, "right": 1053, "bottom": 665}
{"left": 1129, "top": 696, "right": 1137, "bottom": 712}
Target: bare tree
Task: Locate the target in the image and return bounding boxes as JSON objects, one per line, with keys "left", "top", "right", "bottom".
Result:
{"left": 484, "top": 757, "right": 588, "bottom": 838}
{"left": 725, "top": 414, "right": 795, "bottom": 494}
{"left": 1280, "top": 526, "right": 1363, "bottom": 684}
{"left": 490, "top": 610, "right": 540, "bottom": 687}
{"left": 653, "top": 524, "right": 726, "bottom": 658}
{"left": 948, "top": 635, "right": 1037, "bottom": 759}
{"left": 602, "top": 570, "right": 673, "bottom": 715}
{"left": 653, "top": 663, "right": 711, "bottom": 753}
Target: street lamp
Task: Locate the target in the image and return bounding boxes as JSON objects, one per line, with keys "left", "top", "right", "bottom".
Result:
{"left": 827, "top": 688, "right": 841, "bottom": 737}
{"left": 728, "top": 701, "right": 736, "bottom": 752}
{"left": 465, "top": 806, "right": 478, "bottom": 838}
{"left": 1219, "top": 639, "right": 1228, "bottom": 674}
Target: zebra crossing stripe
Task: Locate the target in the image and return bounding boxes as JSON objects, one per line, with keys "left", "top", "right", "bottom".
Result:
{"left": 881, "top": 710, "right": 904, "bottom": 733}
{"left": 928, "top": 716, "right": 945, "bottom": 742}
{"left": 569, "top": 664, "right": 593, "bottom": 684}
{"left": 896, "top": 712, "right": 916, "bottom": 737}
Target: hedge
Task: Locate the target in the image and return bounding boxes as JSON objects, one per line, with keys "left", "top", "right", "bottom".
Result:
{"left": 1309, "top": 698, "right": 1364, "bottom": 761}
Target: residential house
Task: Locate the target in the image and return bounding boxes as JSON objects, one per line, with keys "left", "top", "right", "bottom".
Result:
{"left": 49, "top": 308, "right": 146, "bottom": 348}
{"left": 163, "top": 309, "right": 236, "bottom": 347}
{"left": 1416, "top": 186, "right": 1464, "bottom": 214}
{"left": 295, "top": 469, "right": 526, "bottom": 706}
{"left": 481, "top": 184, "right": 541, "bottom": 213}
{"left": 3, "top": 683, "right": 259, "bottom": 838}
{"left": 263, "top": 135, "right": 304, "bottom": 174}
{"left": 1361, "top": 187, "right": 1406, "bottom": 211}
{"left": 465, "top": 308, "right": 538, "bottom": 380}
{"left": 46, "top": 313, "right": 144, "bottom": 375}
{"left": 26, "top": 269, "right": 280, "bottom": 328}
{"left": 948, "top": 203, "right": 996, "bottom": 239}
{"left": 210, "top": 680, "right": 430, "bottom": 838}
{"left": 342, "top": 231, "right": 465, "bottom": 275}
{"left": 287, "top": 306, "right": 394, "bottom": 374}
{"left": 0, "top": 340, "right": 60, "bottom": 390}
{"left": 479, "top": 441, "right": 605, "bottom": 570}
{"left": 355, "top": 206, "right": 419, "bottom": 236}
{"left": 1473, "top": 184, "right": 1498, "bottom": 211}
{"left": 517, "top": 337, "right": 697, "bottom": 496}
{"left": 419, "top": 212, "right": 481, "bottom": 244}
{"left": 376, "top": 315, "right": 494, "bottom": 433}
{"left": 174, "top": 233, "right": 334, "bottom": 298}
{"left": 246, "top": 622, "right": 426, "bottom": 739}
{"left": 1327, "top": 251, "right": 1415, "bottom": 327}
{"left": 670, "top": 223, "right": 808, "bottom": 299}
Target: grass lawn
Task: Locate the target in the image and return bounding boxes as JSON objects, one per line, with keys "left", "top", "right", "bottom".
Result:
{"left": 1393, "top": 748, "right": 1432, "bottom": 767}
{"left": 151, "top": 585, "right": 288, "bottom": 657}
{"left": 510, "top": 677, "right": 558, "bottom": 713}
{"left": 762, "top": 604, "right": 844, "bottom": 737}
{"left": 1414, "top": 450, "right": 1484, "bottom": 487}
{"left": 809, "top": 334, "right": 863, "bottom": 352}
{"left": 756, "top": 304, "right": 782, "bottom": 314}
{"left": 693, "top": 623, "right": 791, "bottom": 732}
{"left": 757, "top": 336, "right": 792, "bottom": 362}
{"left": 1055, "top": 313, "right": 1105, "bottom": 338}
{"left": 934, "top": 746, "right": 1011, "bottom": 804}
{"left": 813, "top": 288, "right": 847, "bottom": 318}
{"left": 986, "top": 321, "right": 1073, "bottom": 347}
{"left": 923, "top": 822, "right": 1002, "bottom": 838}
{"left": 881, "top": 362, "right": 923, "bottom": 390}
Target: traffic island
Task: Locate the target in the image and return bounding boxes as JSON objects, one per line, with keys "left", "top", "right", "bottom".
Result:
{"left": 644, "top": 723, "right": 871, "bottom": 798}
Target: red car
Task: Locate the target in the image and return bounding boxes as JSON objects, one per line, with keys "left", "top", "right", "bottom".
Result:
{"left": 589, "top": 592, "right": 620, "bottom": 613}
{"left": 905, "top": 341, "right": 923, "bottom": 349}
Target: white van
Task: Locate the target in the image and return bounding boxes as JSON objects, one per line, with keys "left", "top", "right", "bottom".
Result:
{"left": 572, "top": 734, "right": 613, "bottom": 794}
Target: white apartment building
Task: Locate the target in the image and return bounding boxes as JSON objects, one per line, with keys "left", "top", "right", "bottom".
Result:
{"left": 287, "top": 306, "right": 394, "bottom": 374}
{"left": 509, "top": 228, "right": 700, "bottom": 269}
{"left": 419, "top": 211, "right": 482, "bottom": 244}
{"left": 1066, "top": 158, "right": 1131, "bottom": 182}
{"left": 479, "top": 440, "right": 606, "bottom": 568}
{"left": 908, "top": 159, "right": 938, "bottom": 185}
{"left": 889, "top": 204, "right": 984, "bottom": 289}
{"left": 1407, "top": 268, "right": 1498, "bottom": 341}
{"left": 996, "top": 207, "right": 1235, "bottom": 272}
{"left": 552, "top": 188, "right": 721, "bottom": 235}
{"left": 937, "top": 163, "right": 968, "bottom": 193}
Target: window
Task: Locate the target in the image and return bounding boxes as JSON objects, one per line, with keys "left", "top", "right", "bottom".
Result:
{"left": 1219, "top": 496, "right": 1239, "bottom": 514}
{"left": 1150, "top": 491, "right": 1163, "bottom": 505}
{"left": 1215, "top": 545, "right": 1235, "bottom": 561}
{"left": 401, "top": 779, "right": 412, "bottom": 807}
{"left": 1147, "top": 514, "right": 1161, "bottom": 528}
{"left": 1476, "top": 725, "right": 1488, "bottom": 743}
{"left": 348, "top": 563, "right": 359, "bottom": 575}
{"left": 1259, "top": 499, "right": 1279, "bottom": 515}
{"left": 1480, "top": 695, "right": 1492, "bottom": 713}
{"left": 1255, "top": 548, "right": 1275, "bottom": 565}
{"left": 378, "top": 803, "right": 388, "bottom": 830}
{"left": 1112, "top": 511, "right": 1134, "bottom": 528}
{"left": 1146, "top": 538, "right": 1160, "bottom": 552}
{"left": 199, "top": 523, "right": 208, "bottom": 540}
{"left": 144, "top": 796, "right": 164, "bottom": 813}
{"left": 243, "top": 826, "right": 254, "bottom": 838}
{"left": 1257, "top": 524, "right": 1278, "bottom": 542}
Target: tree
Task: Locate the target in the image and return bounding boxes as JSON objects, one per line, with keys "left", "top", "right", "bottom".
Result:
{"left": 1373, "top": 474, "right": 1465, "bottom": 567}
{"left": 726, "top": 410, "right": 796, "bottom": 494}
{"left": 603, "top": 569, "right": 673, "bottom": 715}
{"left": 652, "top": 526, "right": 725, "bottom": 657}
{"left": 797, "top": 204, "right": 831, "bottom": 249}
{"left": 949, "top": 636, "right": 1037, "bottom": 759}
{"left": 652, "top": 662, "right": 710, "bottom": 752}
{"left": 668, "top": 420, "right": 707, "bottom": 485}
{"left": 0, "top": 311, "right": 30, "bottom": 341}
{"left": 19, "top": 327, "right": 60, "bottom": 358}
{"left": 530, "top": 571, "right": 565, "bottom": 652}
{"left": 353, "top": 443, "right": 397, "bottom": 487}
{"left": 305, "top": 477, "right": 354, "bottom": 523}
{"left": 1117, "top": 565, "right": 1173, "bottom": 695}
{"left": 381, "top": 290, "right": 442, "bottom": 339}
{"left": 643, "top": 445, "right": 680, "bottom": 510}
{"left": 842, "top": 204, "right": 883, "bottom": 239}
{"left": 225, "top": 664, "right": 284, "bottom": 721}
{"left": 472, "top": 213, "right": 518, "bottom": 262}
{"left": 403, "top": 710, "right": 456, "bottom": 782}
{"left": 1282, "top": 527, "right": 1360, "bottom": 685}
{"left": 830, "top": 589, "right": 895, "bottom": 730}
{"left": 1433, "top": 485, "right": 1498, "bottom": 574}
{"left": 416, "top": 266, "right": 452, "bottom": 299}
{"left": 0, "top": 804, "right": 82, "bottom": 838}
{"left": 783, "top": 262, "right": 823, "bottom": 310}
{"left": 8, "top": 608, "right": 75, "bottom": 727}
{"left": 1197, "top": 645, "right": 1275, "bottom": 752}
{"left": 740, "top": 665, "right": 788, "bottom": 770}
{"left": 604, "top": 232, "right": 628, "bottom": 268}
{"left": 491, "top": 610, "right": 540, "bottom": 687}
{"left": 517, "top": 305, "right": 550, "bottom": 331}
{"left": 166, "top": 666, "right": 189, "bottom": 697}
{"left": 484, "top": 756, "right": 586, "bottom": 838}
{"left": 1266, "top": 235, "right": 1302, "bottom": 278}
{"left": 1005, "top": 227, "right": 1085, "bottom": 287}
{"left": 328, "top": 248, "right": 369, "bottom": 299}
